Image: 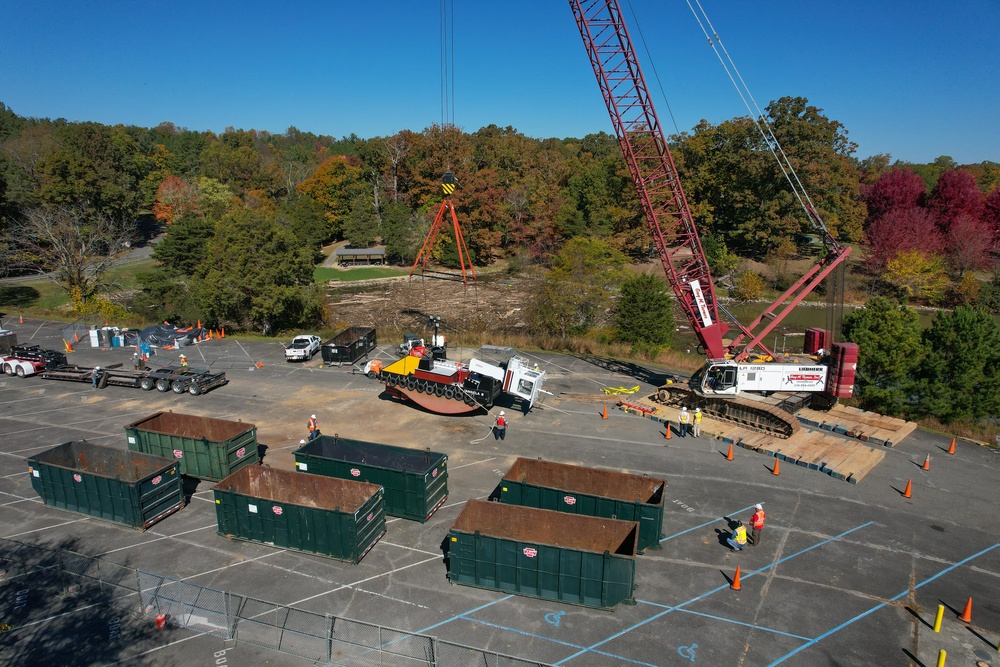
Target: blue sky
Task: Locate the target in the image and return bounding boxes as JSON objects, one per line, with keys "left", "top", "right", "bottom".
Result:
{"left": 2, "top": 1, "right": 997, "bottom": 165}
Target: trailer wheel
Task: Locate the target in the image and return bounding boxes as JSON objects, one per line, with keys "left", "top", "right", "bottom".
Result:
{"left": 366, "top": 371, "right": 376, "bottom": 379}
{"left": 444, "top": 386, "right": 457, "bottom": 400}
{"left": 434, "top": 384, "right": 445, "bottom": 397}
{"left": 188, "top": 383, "right": 202, "bottom": 396}
{"left": 405, "top": 376, "right": 418, "bottom": 390}
{"left": 172, "top": 381, "right": 186, "bottom": 394}
{"left": 15, "top": 365, "right": 26, "bottom": 378}
{"left": 155, "top": 379, "right": 171, "bottom": 392}
{"left": 140, "top": 377, "right": 155, "bottom": 391}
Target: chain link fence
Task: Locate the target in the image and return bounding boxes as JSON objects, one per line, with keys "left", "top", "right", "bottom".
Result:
{"left": 0, "top": 539, "right": 551, "bottom": 667}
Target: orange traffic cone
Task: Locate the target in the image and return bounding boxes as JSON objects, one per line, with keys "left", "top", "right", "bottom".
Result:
{"left": 221, "top": 328, "right": 225, "bottom": 338}
{"left": 19, "top": 315, "right": 24, "bottom": 324}
{"left": 731, "top": 566, "right": 741, "bottom": 590}
{"left": 902, "top": 479, "right": 912, "bottom": 498}
{"left": 726, "top": 444, "right": 734, "bottom": 461}
{"left": 197, "top": 319, "right": 201, "bottom": 329}
{"left": 959, "top": 597, "right": 972, "bottom": 622}
{"left": 602, "top": 404, "right": 608, "bottom": 420}
{"left": 921, "top": 453, "right": 930, "bottom": 471}
{"left": 665, "top": 423, "right": 672, "bottom": 440}
{"left": 947, "top": 438, "right": 956, "bottom": 455}
{"left": 772, "top": 458, "right": 780, "bottom": 475}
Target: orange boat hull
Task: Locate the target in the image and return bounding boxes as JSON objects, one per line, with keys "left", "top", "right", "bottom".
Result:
{"left": 385, "top": 385, "right": 480, "bottom": 415}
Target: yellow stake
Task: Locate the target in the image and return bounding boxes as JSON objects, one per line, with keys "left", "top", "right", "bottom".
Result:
{"left": 933, "top": 604, "right": 944, "bottom": 632}
{"left": 936, "top": 649, "right": 946, "bottom": 667}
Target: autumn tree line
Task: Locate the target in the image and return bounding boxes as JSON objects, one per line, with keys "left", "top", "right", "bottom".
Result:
{"left": 1, "top": 99, "right": 999, "bottom": 424}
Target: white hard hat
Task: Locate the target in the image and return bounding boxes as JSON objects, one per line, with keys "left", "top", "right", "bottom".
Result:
{"left": 95, "top": 366, "right": 100, "bottom": 370}
{"left": 755, "top": 503, "right": 763, "bottom": 510}
{"left": 681, "top": 406, "right": 688, "bottom": 411}
{"left": 311, "top": 414, "right": 317, "bottom": 419}
{"left": 499, "top": 411, "right": 505, "bottom": 416}
{"left": 695, "top": 408, "right": 701, "bottom": 413}
{"left": 300, "top": 439, "right": 306, "bottom": 444}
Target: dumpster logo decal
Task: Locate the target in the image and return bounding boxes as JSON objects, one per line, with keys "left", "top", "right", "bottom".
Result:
{"left": 367, "top": 512, "right": 374, "bottom": 522}
{"left": 152, "top": 476, "right": 162, "bottom": 485}
{"left": 523, "top": 547, "right": 538, "bottom": 558}
{"left": 432, "top": 468, "right": 438, "bottom": 478}
{"left": 173, "top": 450, "right": 183, "bottom": 458}
{"left": 350, "top": 468, "right": 361, "bottom": 477}
{"left": 272, "top": 506, "right": 283, "bottom": 515}
{"left": 563, "top": 495, "right": 577, "bottom": 506}
{"left": 73, "top": 474, "right": 82, "bottom": 483}
{"left": 236, "top": 447, "right": 246, "bottom": 458}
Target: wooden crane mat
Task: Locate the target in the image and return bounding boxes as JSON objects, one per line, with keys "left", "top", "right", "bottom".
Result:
{"left": 794, "top": 404, "right": 917, "bottom": 447}
{"left": 610, "top": 398, "right": 886, "bottom": 485}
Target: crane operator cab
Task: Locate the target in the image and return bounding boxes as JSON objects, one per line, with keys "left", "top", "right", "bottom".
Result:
{"left": 693, "top": 361, "right": 739, "bottom": 396}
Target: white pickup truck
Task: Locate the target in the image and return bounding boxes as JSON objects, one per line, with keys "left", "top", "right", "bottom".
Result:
{"left": 284, "top": 335, "right": 322, "bottom": 362}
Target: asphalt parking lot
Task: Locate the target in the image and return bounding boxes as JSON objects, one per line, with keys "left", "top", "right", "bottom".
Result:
{"left": 1, "top": 317, "right": 998, "bottom": 667}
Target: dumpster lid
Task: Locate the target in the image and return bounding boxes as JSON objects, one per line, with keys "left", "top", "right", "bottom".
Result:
{"left": 213, "top": 466, "right": 382, "bottom": 512}
{"left": 451, "top": 500, "right": 637, "bottom": 556}
{"left": 296, "top": 435, "right": 445, "bottom": 474}
{"left": 125, "top": 411, "right": 255, "bottom": 441}
{"left": 28, "top": 441, "right": 177, "bottom": 482}
{"left": 503, "top": 458, "right": 664, "bottom": 505}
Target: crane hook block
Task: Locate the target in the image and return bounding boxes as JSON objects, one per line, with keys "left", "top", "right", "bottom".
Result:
{"left": 441, "top": 171, "right": 457, "bottom": 197}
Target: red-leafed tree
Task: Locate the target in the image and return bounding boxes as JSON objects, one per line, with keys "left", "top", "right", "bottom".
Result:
{"left": 861, "top": 168, "right": 926, "bottom": 225}
{"left": 946, "top": 213, "right": 995, "bottom": 274}
{"left": 863, "top": 206, "right": 942, "bottom": 273}
{"left": 152, "top": 175, "right": 197, "bottom": 225}
{"left": 984, "top": 186, "right": 1000, "bottom": 252}
{"left": 927, "top": 169, "right": 984, "bottom": 232}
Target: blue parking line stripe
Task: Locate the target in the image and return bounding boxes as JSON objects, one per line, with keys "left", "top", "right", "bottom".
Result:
{"left": 413, "top": 594, "right": 514, "bottom": 635}
{"left": 555, "top": 522, "right": 873, "bottom": 665}
{"left": 660, "top": 503, "right": 758, "bottom": 543}
{"left": 637, "top": 601, "right": 811, "bottom": 641}
{"left": 765, "top": 543, "right": 1000, "bottom": 667}
{"left": 456, "top": 617, "right": 660, "bottom": 667}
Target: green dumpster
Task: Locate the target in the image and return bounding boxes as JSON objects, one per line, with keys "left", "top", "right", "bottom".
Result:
{"left": 447, "top": 500, "right": 638, "bottom": 609}
{"left": 293, "top": 435, "right": 448, "bottom": 522}
{"left": 124, "top": 411, "right": 258, "bottom": 481}
{"left": 499, "top": 457, "right": 665, "bottom": 553}
{"left": 213, "top": 466, "right": 385, "bottom": 563}
{"left": 27, "top": 441, "right": 184, "bottom": 530}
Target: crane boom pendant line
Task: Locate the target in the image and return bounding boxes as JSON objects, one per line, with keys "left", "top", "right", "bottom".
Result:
{"left": 570, "top": 0, "right": 728, "bottom": 359}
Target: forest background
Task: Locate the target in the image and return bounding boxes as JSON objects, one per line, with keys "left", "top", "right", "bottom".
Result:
{"left": 0, "top": 99, "right": 998, "bottom": 437}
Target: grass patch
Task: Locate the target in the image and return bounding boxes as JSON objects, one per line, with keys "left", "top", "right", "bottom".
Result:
{"left": 0, "top": 279, "right": 71, "bottom": 312}
{"left": 314, "top": 266, "right": 410, "bottom": 282}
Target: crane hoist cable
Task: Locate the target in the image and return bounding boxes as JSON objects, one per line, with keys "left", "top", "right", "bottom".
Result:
{"left": 684, "top": 0, "right": 842, "bottom": 250}
{"left": 439, "top": 0, "right": 455, "bottom": 127}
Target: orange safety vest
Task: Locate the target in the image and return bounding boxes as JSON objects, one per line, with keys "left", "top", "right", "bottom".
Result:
{"left": 307, "top": 417, "right": 318, "bottom": 432}
{"left": 752, "top": 510, "right": 765, "bottom": 529}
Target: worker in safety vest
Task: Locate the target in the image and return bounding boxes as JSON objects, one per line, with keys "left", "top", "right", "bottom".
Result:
{"left": 179, "top": 354, "right": 188, "bottom": 368}
{"left": 307, "top": 414, "right": 319, "bottom": 441}
{"left": 692, "top": 408, "right": 702, "bottom": 438}
{"left": 494, "top": 411, "right": 508, "bottom": 441}
{"left": 727, "top": 521, "right": 748, "bottom": 551}
{"left": 750, "top": 504, "right": 766, "bottom": 546}
{"left": 678, "top": 406, "right": 691, "bottom": 437}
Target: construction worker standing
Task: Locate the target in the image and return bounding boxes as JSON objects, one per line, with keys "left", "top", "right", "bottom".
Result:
{"left": 692, "top": 408, "right": 702, "bottom": 438}
{"left": 307, "top": 414, "right": 319, "bottom": 441}
{"left": 494, "top": 411, "right": 508, "bottom": 441}
{"left": 678, "top": 406, "right": 691, "bottom": 437}
{"left": 179, "top": 354, "right": 188, "bottom": 368}
{"left": 750, "top": 504, "right": 766, "bottom": 546}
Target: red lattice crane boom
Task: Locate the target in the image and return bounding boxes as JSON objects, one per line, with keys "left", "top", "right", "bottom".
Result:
{"left": 569, "top": 0, "right": 851, "bottom": 363}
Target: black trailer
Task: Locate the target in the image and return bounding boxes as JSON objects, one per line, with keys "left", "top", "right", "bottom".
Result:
{"left": 40, "top": 363, "right": 227, "bottom": 395}
{"left": 8, "top": 344, "right": 67, "bottom": 368}
{"left": 321, "top": 326, "right": 377, "bottom": 366}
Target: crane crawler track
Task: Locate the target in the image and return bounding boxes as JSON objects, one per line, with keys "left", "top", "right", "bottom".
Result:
{"left": 653, "top": 386, "right": 799, "bottom": 439}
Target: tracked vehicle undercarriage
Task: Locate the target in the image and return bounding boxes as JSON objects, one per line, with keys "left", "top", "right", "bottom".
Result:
{"left": 651, "top": 384, "right": 800, "bottom": 439}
